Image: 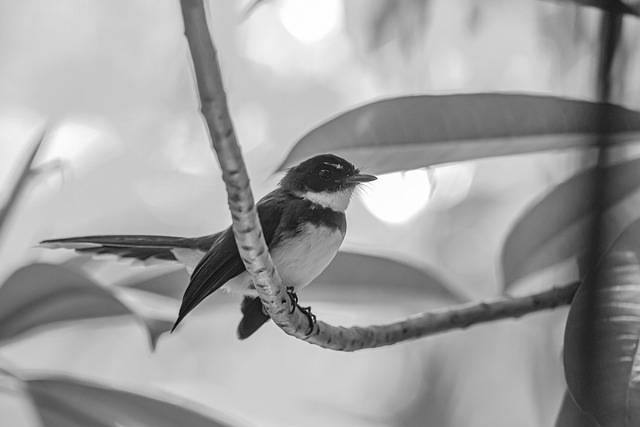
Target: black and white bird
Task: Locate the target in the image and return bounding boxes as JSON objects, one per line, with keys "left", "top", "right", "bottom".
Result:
{"left": 41, "top": 154, "right": 376, "bottom": 339}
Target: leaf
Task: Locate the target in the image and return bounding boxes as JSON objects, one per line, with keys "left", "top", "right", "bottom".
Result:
{"left": 554, "top": 390, "right": 600, "bottom": 427}
{"left": 309, "top": 251, "right": 466, "bottom": 303}
{"left": 118, "top": 267, "right": 190, "bottom": 300}
{"left": 25, "top": 375, "right": 242, "bottom": 427}
{"left": 0, "top": 263, "right": 172, "bottom": 349}
{"left": 502, "top": 158, "right": 640, "bottom": 289}
{"left": 548, "top": 0, "right": 640, "bottom": 16}
{"left": 120, "top": 251, "right": 464, "bottom": 304}
{"left": 563, "top": 249, "right": 640, "bottom": 426}
{"left": 279, "top": 94, "right": 640, "bottom": 175}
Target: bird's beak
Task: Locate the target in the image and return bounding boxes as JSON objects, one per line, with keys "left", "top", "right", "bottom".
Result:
{"left": 346, "top": 173, "right": 377, "bottom": 184}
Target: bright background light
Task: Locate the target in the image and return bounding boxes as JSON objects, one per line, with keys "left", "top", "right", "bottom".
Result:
{"left": 37, "top": 115, "right": 123, "bottom": 174}
{"left": 361, "top": 164, "right": 475, "bottom": 223}
{"left": 278, "top": 0, "right": 344, "bottom": 44}
{"left": 361, "top": 169, "right": 431, "bottom": 224}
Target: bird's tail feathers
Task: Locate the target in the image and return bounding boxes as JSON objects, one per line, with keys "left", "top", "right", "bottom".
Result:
{"left": 39, "top": 234, "right": 211, "bottom": 268}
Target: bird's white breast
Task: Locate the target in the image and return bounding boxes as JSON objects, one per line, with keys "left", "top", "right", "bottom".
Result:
{"left": 223, "top": 223, "right": 344, "bottom": 296}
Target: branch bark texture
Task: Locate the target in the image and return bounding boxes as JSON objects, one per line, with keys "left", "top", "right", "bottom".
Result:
{"left": 179, "top": 0, "right": 577, "bottom": 351}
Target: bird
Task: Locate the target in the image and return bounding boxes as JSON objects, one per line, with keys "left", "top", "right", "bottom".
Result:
{"left": 40, "top": 154, "right": 376, "bottom": 339}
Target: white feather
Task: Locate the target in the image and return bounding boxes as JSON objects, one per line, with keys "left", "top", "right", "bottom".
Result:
{"left": 39, "top": 242, "right": 100, "bottom": 249}
{"left": 222, "top": 223, "right": 344, "bottom": 296}
{"left": 171, "top": 248, "right": 206, "bottom": 274}
{"left": 300, "top": 188, "right": 354, "bottom": 212}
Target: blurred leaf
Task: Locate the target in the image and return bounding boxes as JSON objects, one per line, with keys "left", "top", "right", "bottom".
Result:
{"left": 279, "top": 94, "right": 640, "bottom": 175}
{"left": 620, "top": 0, "right": 640, "bottom": 14}
{"left": 0, "top": 128, "right": 46, "bottom": 241}
{"left": 0, "top": 264, "right": 129, "bottom": 343}
{"left": 309, "top": 251, "right": 465, "bottom": 303}
{"left": 118, "top": 267, "right": 189, "bottom": 300}
{"left": 0, "top": 263, "right": 172, "bottom": 349}
{"left": 26, "top": 375, "right": 242, "bottom": 427}
{"left": 119, "top": 251, "right": 464, "bottom": 304}
{"left": 554, "top": 391, "right": 599, "bottom": 427}
{"left": 502, "top": 158, "right": 640, "bottom": 288}
{"left": 607, "top": 218, "right": 640, "bottom": 254}
{"left": 563, "top": 249, "right": 640, "bottom": 426}
{"left": 546, "top": 0, "right": 640, "bottom": 15}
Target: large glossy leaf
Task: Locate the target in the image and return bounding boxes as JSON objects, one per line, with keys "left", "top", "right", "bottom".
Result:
{"left": 279, "top": 94, "right": 640, "bottom": 175}
{"left": 26, "top": 375, "right": 242, "bottom": 427}
{"left": 554, "top": 391, "right": 600, "bottom": 427}
{"left": 502, "top": 158, "right": 640, "bottom": 289}
{"left": 118, "top": 267, "right": 189, "bottom": 300}
{"left": 120, "top": 251, "right": 465, "bottom": 304}
{"left": 309, "top": 251, "right": 465, "bottom": 303}
{"left": 0, "top": 263, "right": 172, "bottom": 348}
{"left": 563, "top": 248, "right": 640, "bottom": 426}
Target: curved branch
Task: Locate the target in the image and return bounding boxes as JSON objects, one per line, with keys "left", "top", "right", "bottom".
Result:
{"left": 179, "top": 0, "right": 578, "bottom": 351}
{"left": 303, "top": 281, "right": 578, "bottom": 351}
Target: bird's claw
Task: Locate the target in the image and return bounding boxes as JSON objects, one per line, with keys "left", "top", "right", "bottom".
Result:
{"left": 298, "top": 305, "right": 316, "bottom": 335}
{"left": 286, "top": 286, "right": 298, "bottom": 314}
{"left": 285, "top": 287, "right": 315, "bottom": 334}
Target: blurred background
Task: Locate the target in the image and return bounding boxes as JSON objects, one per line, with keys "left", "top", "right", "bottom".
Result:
{"left": 1, "top": 0, "right": 639, "bottom": 426}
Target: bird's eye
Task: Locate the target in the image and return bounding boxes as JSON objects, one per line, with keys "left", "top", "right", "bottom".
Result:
{"left": 318, "top": 168, "right": 332, "bottom": 180}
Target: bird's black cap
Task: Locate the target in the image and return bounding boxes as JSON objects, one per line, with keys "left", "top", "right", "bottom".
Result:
{"left": 280, "top": 154, "right": 376, "bottom": 192}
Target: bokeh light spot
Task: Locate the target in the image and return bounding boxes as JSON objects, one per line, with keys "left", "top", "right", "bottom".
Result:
{"left": 361, "top": 169, "right": 431, "bottom": 224}
{"left": 278, "top": 0, "right": 344, "bottom": 44}
{"left": 362, "top": 164, "right": 475, "bottom": 223}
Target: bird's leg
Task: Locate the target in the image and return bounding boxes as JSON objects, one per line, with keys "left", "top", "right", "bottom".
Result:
{"left": 285, "top": 286, "right": 298, "bottom": 314}
{"left": 297, "top": 305, "right": 316, "bottom": 335}
{"left": 285, "top": 287, "right": 315, "bottom": 333}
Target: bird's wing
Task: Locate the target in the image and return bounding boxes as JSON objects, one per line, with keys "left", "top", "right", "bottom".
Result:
{"left": 40, "top": 234, "right": 219, "bottom": 269}
{"left": 173, "top": 192, "right": 289, "bottom": 329}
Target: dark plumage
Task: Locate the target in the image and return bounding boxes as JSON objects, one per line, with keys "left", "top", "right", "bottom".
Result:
{"left": 40, "top": 154, "right": 376, "bottom": 339}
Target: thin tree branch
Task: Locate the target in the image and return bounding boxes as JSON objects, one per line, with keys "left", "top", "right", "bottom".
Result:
{"left": 179, "top": 0, "right": 578, "bottom": 351}
{"left": 311, "top": 281, "right": 578, "bottom": 351}
{"left": 0, "top": 128, "right": 47, "bottom": 242}
{"left": 180, "top": 0, "right": 308, "bottom": 334}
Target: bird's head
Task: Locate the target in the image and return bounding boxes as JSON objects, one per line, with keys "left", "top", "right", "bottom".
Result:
{"left": 280, "top": 154, "right": 376, "bottom": 212}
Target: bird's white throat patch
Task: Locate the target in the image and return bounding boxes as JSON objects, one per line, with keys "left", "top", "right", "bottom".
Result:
{"left": 301, "top": 188, "right": 353, "bottom": 212}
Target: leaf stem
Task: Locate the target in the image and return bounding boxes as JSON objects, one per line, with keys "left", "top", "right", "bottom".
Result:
{"left": 0, "top": 128, "right": 47, "bottom": 242}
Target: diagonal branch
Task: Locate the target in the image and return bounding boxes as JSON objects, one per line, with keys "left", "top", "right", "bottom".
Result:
{"left": 180, "top": 0, "right": 309, "bottom": 335}
{"left": 179, "top": 0, "right": 577, "bottom": 351}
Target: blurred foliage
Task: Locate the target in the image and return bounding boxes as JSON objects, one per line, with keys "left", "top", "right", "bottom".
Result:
{"left": 0, "top": 0, "right": 639, "bottom": 426}
{"left": 26, "top": 375, "right": 242, "bottom": 427}
{"left": 503, "top": 157, "right": 640, "bottom": 288}
{"left": 280, "top": 93, "right": 640, "bottom": 174}
{"left": 564, "top": 248, "right": 640, "bottom": 425}
{"left": 554, "top": 391, "right": 600, "bottom": 427}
